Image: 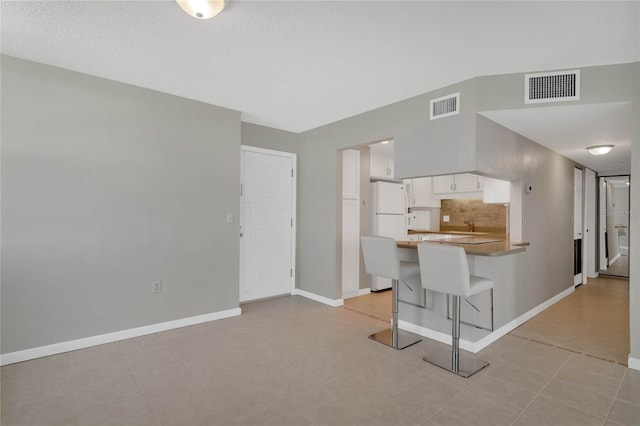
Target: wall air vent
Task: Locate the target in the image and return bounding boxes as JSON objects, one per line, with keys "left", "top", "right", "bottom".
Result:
{"left": 525, "top": 70, "right": 580, "bottom": 104}
{"left": 430, "top": 92, "right": 460, "bottom": 120}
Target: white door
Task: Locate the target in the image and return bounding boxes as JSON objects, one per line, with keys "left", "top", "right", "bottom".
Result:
{"left": 574, "top": 167, "right": 583, "bottom": 286}
{"left": 240, "top": 147, "right": 296, "bottom": 302}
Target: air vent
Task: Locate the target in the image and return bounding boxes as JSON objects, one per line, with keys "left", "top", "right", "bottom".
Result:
{"left": 430, "top": 92, "right": 460, "bottom": 120}
{"left": 525, "top": 70, "right": 580, "bottom": 104}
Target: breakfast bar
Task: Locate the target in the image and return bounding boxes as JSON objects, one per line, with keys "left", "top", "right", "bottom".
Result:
{"left": 394, "top": 234, "right": 531, "bottom": 352}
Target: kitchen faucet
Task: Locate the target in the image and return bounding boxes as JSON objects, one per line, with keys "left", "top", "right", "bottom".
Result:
{"left": 464, "top": 219, "right": 475, "bottom": 232}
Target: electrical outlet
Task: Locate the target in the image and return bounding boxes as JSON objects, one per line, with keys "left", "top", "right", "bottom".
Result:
{"left": 152, "top": 281, "right": 162, "bottom": 294}
{"left": 443, "top": 215, "right": 450, "bottom": 222}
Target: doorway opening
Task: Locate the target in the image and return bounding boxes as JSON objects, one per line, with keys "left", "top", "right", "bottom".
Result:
{"left": 599, "top": 175, "right": 630, "bottom": 278}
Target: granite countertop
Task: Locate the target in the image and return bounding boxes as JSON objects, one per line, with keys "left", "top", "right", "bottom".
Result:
{"left": 397, "top": 237, "right": 529, "bottom": 257}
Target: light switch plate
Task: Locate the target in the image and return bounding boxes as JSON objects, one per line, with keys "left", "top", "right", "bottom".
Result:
{"left": 443, "top": 215, "right": 450, "bottom": 222}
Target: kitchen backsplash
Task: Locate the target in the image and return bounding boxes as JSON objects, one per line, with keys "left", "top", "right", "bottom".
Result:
{"left": 440, "top": 199, "right": 506, "bottom": 233}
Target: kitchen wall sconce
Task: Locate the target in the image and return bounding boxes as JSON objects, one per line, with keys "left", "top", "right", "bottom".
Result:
{"left": 176, "top": 0, "right": 225, "bottom": 19}
{"left": 586, "top": 145, "right": 614, "bottom": 155}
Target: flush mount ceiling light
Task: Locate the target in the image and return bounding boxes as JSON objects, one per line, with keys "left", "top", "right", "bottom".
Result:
{"left": 176, "top": 0, "right": 225, "bottom": 19}
{"left": 586, "top": 145, "right": 614, "bottom": 156}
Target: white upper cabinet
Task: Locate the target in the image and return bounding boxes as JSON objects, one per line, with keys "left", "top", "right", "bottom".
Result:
{"left": 342, "top": 149, "right": 360, "bottom": 200}
{"left": 433, "top": 173, "right": 483, "bottom": 195}
{"left": 410, "top": 177, "right": 440, "bottom": 208}
{"left": 482, "top": 177, "right": 510, "bottom": 204}
{"left": 369, "top": 141, "right": 394, "bottom": 180}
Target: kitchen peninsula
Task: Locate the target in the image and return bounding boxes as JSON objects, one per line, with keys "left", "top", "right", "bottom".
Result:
{"left": 395, "top": 233, "right": 536, "bottom": 353}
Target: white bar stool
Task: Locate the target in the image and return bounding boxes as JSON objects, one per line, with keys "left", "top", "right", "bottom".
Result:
{"left": 361, "top": 236, "right": 422, "bottom": 350}
{"left": 417, "top": 243, "right": 494, "bottom": 377}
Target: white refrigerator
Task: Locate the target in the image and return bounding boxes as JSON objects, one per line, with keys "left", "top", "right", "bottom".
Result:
{"left": 370, "top": 181, "right": 408, "bottom": 291}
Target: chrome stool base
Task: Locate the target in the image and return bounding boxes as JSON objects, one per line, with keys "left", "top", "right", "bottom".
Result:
{"left": 368, "top": 328, "right": 422, "bottom": 350}
{"left": 422, "top": 347, "right": 489, "bottom": 378}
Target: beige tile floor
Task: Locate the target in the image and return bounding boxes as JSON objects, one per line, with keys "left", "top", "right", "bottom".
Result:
{"left": 600, "top": 255, "right": 629, "bottom": 278}
{"left": 343, "top": 289, "right": 392, "bottom": 322}
{"left": 511, "top": 276, "right": 630, "bottom": 365}
{"left": 2, "top": 294, "right": 639, "bottom": 426}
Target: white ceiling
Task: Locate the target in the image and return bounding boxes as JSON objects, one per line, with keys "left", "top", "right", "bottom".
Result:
{"left": 1, "top": 1, "right": 639, "bottom": 172}
{"left": 480, "top": 102, "right": 633, "bottom": 175}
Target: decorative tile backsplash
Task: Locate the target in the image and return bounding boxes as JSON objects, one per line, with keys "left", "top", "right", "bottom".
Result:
{"left": 440, "top": 199, "right": 506, "bottom": 232}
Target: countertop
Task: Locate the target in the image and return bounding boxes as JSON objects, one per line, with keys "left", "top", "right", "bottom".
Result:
{"left": 397, "top": 237, "right": 529, "bottom": 257}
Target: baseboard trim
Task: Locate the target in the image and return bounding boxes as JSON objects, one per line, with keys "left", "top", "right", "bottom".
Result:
{"left": 399, "top": 285, "right": 575, "bottom": 353}
{"left": 292, "top": 289, "right": 344, "bottom": 307}
{"left": 0, "top": 307, "right": 242, "bottom": 366}
{"left": 628, "top": 356, "right": 640, "bottom": 371}
{"left": 398, "top": 320, "right": 476, "bottom": 351}
{"left": 609, "top": 253, "right": 621, "bottom": 265}
{"left": 343, "top": 288, "right": 371, "bottom": 300}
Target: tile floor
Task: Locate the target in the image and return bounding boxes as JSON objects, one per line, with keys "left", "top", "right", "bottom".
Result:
{"left": 343, "top": 289, "right": 391, "bottom": 323}
{"left": 600, "top": 255, "right": 629, "bottom": 278}
{"left": 511, "top": 276, "right": 630, "bottom": 365}
{"left": 1, "top": 294, "right": 639, "bottom": 426}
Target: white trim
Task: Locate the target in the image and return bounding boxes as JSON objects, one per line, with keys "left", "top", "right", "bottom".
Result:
{"left": 239, "top": 145, "right": 297, "bottom": 300}
{"left": 399, "top": 286, "right": 575, "bottom": 353}
{"left": 628, "top": 356, "right": 640, "bottom": 371}
{"left": 0, "top": 307, "right": 241, "bottom": 366}
{"left": 343, "top": 288, "right": 371, "bottom": 300}
{"left": 292, "top": 289, "right": 344, "bottom": 307}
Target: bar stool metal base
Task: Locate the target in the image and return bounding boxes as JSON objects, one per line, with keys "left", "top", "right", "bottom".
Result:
{"left": 368, "top": 328, "right": 422, "bottom": 350}
{"left": 422, "top": 347, "right": 489, "bottom": 378}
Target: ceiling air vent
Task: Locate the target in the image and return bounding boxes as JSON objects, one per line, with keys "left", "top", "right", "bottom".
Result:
{"left": 525, "top": 70, "right": 580, "bottom": 104}
{"left": 430, "top": 92, "right": 460, "bottom": 120}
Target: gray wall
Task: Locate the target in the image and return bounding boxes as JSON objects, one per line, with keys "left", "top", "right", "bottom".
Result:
{"left": 476, "top": 116, "right": 575, "bottom": 302}
{"left": 295, "top": 62, "right": 639, "bottom": 362}
{"left": 297, "top": 94, "right": 431, "bottom": 299}
{"left": 1, "top": 56, "right": 242, "bottom": 353}
{"left": 241, "top": 122, "right": 298, "bottom": 154}
{"left": 394, "top": 79, "right": 478, "bottom": 179}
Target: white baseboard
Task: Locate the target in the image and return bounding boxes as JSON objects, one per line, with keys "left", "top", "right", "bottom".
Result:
{"left": 343, "top": 288, "right": 371, "bottom": 300}
{"left": 629, "top": 356, "right": 640, "bottom": 371}
{"left": 0, "top": 307, "right": 242, "bottom": 366}
{"left": 609, "top": 253, "right": 621, "bottom": 265}
{"left": 399, "top": 285, "right": 575, "bottom": 353}
{"left": 292, "top": 289, "right": 344, "bottom": 307}
{"left": 398, "top": 320, "right": 477, "bottom": 351}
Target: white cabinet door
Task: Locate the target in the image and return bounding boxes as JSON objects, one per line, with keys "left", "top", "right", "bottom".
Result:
{"left": 433, "top": 174, "right": 481, "bottom": 194}
{"left": 386, "top": 157, "right": 394, "bottom": 178}
{"left": 370, "top": 152, "right": 389, "bottom": 178}
{"left": 433, "top": 175, "right": 455, "bottom": 194}
{"left": 342, "top": 149, "right": 360, "bottom": 200}
{"left": 342, "top": 198, "right": 360, "bottom": 297}
{"left": 454, "top": 173, "right": 480, "bottom": 192}
{"left": 412, "top": 177, "right": 440, "bottom": 207}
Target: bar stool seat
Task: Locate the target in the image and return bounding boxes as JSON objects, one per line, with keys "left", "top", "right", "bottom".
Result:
{"left": 361, "top": 236, "right": 422, "bottom": 350}
{"left": 417, "top": 243, "right": 494, "bottom": 377}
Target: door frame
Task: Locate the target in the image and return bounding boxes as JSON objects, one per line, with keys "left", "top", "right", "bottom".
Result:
{"left": 574, "top": 167, "right": 584, "bottom": 286}
{"left": 239, "top": 145, "right": 297, "bottom": 300}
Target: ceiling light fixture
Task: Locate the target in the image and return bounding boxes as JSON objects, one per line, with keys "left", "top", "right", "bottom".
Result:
{"left": 176, "top": 0, "right": 225, "bottom": 19}
{"left": 586, "top": 145, "right": 614, "bottom": 156}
